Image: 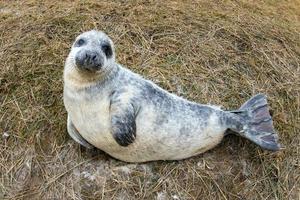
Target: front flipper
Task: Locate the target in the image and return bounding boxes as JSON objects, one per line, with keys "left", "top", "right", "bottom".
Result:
{"left": 67, "top": 115, "right": 94, "bottom": 149}
{"left": 110, "top": 91, "right": 137, "bottom": 147}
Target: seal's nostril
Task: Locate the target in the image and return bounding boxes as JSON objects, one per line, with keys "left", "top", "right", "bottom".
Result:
{"left": 86, "top": 54, "right": 92, "bottom": 65}
{"left": 75, "top": 56, "right": 83, "bottom": 66}
{"left": 92, "top": 55, "right": 97, "bottom": 61}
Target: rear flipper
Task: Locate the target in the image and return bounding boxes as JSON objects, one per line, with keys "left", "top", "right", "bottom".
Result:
{"left": 230, "top": 94, "right": 280, "bottom": 151}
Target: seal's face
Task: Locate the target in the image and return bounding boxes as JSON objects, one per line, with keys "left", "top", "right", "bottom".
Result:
{"left": 69, "top": 30, "right": 115, "bottom": 73}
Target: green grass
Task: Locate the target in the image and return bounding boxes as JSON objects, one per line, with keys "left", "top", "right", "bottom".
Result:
{"left": 0, "top": 0, "right": 299, "bottom": 199}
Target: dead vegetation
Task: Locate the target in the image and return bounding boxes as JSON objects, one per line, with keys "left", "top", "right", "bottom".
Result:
{"left": 0, "top": 0, "right": 299, "bottom": 199}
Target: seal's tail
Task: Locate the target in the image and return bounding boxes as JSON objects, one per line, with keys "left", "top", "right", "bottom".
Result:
{"left": 230, "top": 94, "right": 280, "bottom": 151}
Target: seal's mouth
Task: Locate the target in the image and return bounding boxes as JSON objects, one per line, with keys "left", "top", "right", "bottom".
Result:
{"left": 75, "top": 49, "right": 104, "bottom": 72}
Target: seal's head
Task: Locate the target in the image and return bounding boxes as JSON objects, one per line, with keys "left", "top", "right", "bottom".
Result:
{"left": 66, "top": 30, "right": 115, "bottom": 74}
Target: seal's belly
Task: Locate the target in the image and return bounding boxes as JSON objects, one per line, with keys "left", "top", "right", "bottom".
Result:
{"left": 64, "top": 93, "right": 226, "bottom": 162}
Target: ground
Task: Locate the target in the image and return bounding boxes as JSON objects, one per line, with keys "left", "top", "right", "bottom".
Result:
{"left": 0, "top": 0, "right": 299, "bottom": 199}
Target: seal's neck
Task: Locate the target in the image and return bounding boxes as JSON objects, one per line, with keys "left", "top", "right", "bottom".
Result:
{"left": 64, "top": 62, "right": 120, "bottom": 90}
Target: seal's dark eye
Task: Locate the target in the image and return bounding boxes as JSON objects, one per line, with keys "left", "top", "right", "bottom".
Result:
{"left": 75, "top": 39, "right": 85, "bottom": 47}
{"left": 101, "top": 43, "right": 113, "bottom": 58}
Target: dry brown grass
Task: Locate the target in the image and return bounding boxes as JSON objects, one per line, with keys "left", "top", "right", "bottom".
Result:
{"left": 0, "top": 0, "right": 299, "bottom": 199}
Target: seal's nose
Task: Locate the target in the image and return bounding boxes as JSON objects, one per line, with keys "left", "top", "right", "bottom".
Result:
{"left": 75, "top": 50, "right": 103, "bottom": 72}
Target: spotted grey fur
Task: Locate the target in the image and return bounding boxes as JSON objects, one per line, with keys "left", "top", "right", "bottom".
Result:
{"left": 63, "top": 30, "right": 280, "bottom": 162}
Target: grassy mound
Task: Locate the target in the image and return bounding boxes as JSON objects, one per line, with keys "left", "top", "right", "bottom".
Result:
{"left": 0, "top": 0, "right": 299, "bottom": 199}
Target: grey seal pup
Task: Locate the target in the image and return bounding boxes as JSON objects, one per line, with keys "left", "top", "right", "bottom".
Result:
{"left": 63, "top": 30, "right": 280, "bottom": 162}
